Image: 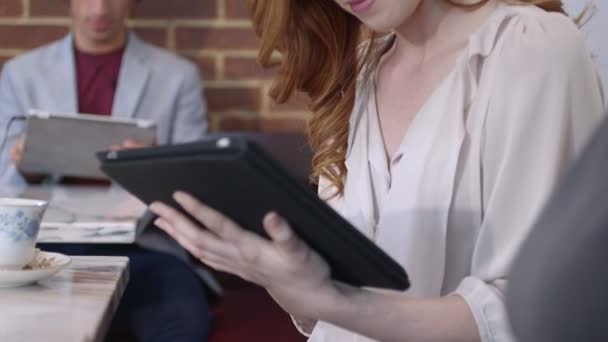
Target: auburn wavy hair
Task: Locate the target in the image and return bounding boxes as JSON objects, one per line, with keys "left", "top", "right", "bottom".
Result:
{"left": 247, "top": 0, "right": 576, "bottom": 197}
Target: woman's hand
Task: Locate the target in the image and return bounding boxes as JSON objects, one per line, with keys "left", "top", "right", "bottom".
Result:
{"left": 149, "top": 191, "right": 342, "bottom": 319}
{"left": 150, "top": 192, "right": 480, "bottom": 341}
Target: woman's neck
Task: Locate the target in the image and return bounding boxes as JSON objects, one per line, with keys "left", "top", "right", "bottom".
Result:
{"left": 392, "top": 0, "right": 499, "bottom": 65}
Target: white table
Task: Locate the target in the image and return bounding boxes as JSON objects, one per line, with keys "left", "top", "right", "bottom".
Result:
{"left": 0, "top": 256, "right": 129, "bottom": 342}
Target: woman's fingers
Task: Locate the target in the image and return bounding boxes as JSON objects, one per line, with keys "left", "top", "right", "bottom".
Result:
{"left": 173, "top": 191, "right": 241, "bottom": 240}
{"left": 170, "top": 194, "right": 273, "bottom": 283}
{"left": 173, "top": 191, "right": 269, "bottom": 252}
{"left": 150, "top": 202, "right": 241, "bottom": 261}
{"left": 152, "top": 204, "right": 222, "bottom": 249}
{"left": 150, "top": 201, "right": 200, "bottom": 235}
{"left": 151, "top": 200, "right": 267, "bottom": 274}
{"left": 154, "top": 217, "right": 217, "bottom": 258}
{"left": 154, "top": 216, "right": 243, "bottom": 271}
{"left": 264, "top": 212, "right": 307, "bottom": 259}
{"left": 152, "top": 195, "right": 323, "bottom": 289}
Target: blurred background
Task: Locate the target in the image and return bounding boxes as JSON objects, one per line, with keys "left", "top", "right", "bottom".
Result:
{"left": 0, "top": 0, "right": 311, "bottom": 134}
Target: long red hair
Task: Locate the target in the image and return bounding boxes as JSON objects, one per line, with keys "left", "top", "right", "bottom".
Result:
{"left": 247, "top": 0, "right": 571, "bottom": 196}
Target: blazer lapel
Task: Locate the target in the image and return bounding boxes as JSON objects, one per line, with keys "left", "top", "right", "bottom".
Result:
{"left": 112, "top": 32, "right": 150, "bottom": 118}
{"left": 46, "top": 34, "right": 78, "bottom": 114}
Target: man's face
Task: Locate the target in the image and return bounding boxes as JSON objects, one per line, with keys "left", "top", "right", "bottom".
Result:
{"left": 70, "top": 0, "right": 135, "bottom": 44}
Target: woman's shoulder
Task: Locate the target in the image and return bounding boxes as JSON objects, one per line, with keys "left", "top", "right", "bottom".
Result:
{"left": 476, "top": 5, "right": 605, "bottom": 157}
{"left": 475, "top": 4, "right": 589, "bottom": 73}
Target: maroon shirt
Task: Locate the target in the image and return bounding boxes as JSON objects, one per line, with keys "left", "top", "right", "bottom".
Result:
{"left": 64, "top": 47, "right": 125, "bottom": 184}
{"left": 75, "top": 47, "right": 124, "bottom": 115}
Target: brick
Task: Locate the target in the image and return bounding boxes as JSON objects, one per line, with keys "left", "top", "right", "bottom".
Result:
{"left": 0, "top": 25, "right": 165, "bottom": 50}
{"left": 225, "top": 0, "right": 250, "bottom": 19}
{"left": 186, "top": 55, "right": 217, "bottom": 80}
{"left": 224, "top": 56, "right": 276, "bottom": 80}
{"left": 218, "top": 117, "right": 307, "bottom": 133}
{"left": 176, "top": 27, "right": 259, "bottom": 50}
{"left": 133, "top": 0, "right": 216, "bottom": 19}
{"left": 0, "top": 25, "right": 69, "bottom": 50}
{"left": 205, "top": 86, "right": 262, "bottom": 112}
{"left": 31, "top": 0, "right": 217, "bottom": 19}
{"left": 133, "top": 27, "right": 168, "bottom": 48}
{"left": 270, "top": 91, "right": 311, "bottom": 112}
{"left": 0, "top": 1, "right": 23, "bottom": 17}
{"left": 30, "top": 0, "right": 69, "bottom": 17}
{"left": 10, "top": 0, "right": 304, "bottom": 135}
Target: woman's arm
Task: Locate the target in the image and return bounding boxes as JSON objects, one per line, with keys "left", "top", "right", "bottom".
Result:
{"left": 328, "top": 287, "right": 479, "bottom": 341}
{"left": 150, "top": 192, "right": 481, "bottom": 342}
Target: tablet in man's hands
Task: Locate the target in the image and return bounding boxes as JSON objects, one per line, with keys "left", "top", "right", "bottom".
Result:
{"left": 21, "top": 110, "right": 156, "bottom": 179}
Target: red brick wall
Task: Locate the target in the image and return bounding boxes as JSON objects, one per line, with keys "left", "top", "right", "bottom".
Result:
{"left": 0, "top": 0, "right": 309, "bottom": 132}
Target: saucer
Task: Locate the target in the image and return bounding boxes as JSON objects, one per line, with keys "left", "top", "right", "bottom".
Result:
{"left": 0, "top": 250, "right": 71, "bottom": 288}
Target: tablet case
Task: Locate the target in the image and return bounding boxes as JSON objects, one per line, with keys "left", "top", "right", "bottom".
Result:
{"left": 98, "top": 136, "right": 410, "bottom": 290}
{"left": 20, "top": 110, "right": 156, "bottom": 179}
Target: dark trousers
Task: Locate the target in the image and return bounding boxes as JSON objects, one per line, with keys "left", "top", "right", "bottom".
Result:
{"left": 39, "top": 243, "right": 212, "bottom": 342}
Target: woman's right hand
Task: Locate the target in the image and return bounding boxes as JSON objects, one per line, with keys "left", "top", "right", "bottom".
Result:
{"left": 149, "top": 191, "right": 344, "bottom": 321}
{"left": 10, "top": 135, "right": 25, "bottom": 166}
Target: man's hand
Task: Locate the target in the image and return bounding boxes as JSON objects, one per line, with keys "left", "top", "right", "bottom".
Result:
{"left": 9, "top": 135, "right": 25, "bottom": 166}
{"left": 109, "top": 139, "right": 154, "bottom": 151}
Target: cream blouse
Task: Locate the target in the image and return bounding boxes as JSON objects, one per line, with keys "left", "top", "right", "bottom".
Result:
{"left": 307, "top": 4, "right": 605, "bottom": 342}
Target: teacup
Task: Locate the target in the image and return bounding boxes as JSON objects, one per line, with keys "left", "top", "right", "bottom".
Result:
{"left": 0, "top": 198, "right": 48, "bottom": 270}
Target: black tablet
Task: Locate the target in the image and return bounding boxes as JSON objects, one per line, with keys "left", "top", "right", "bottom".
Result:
{"left": 97, "top": 136, "right": 409, "bottom": 290}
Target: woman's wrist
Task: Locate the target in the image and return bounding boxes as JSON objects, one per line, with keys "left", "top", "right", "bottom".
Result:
{"left": 319, "top": 284, "right": 410, "bottom": 337}
{"left": 316, "top": 282, "right": 360, "bottom": 324}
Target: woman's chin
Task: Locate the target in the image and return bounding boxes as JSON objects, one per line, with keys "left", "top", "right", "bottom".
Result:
{"left": 356, "top": 13, "right": 406, "bottom": 34}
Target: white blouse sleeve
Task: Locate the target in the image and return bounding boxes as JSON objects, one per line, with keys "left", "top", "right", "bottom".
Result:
{"left": 454, "top": 13, "right": 605, "bottom": 342}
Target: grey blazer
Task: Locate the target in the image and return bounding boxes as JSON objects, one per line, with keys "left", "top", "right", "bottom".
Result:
{"left": 0, "top": 32, "right": 207, "bottom": 195}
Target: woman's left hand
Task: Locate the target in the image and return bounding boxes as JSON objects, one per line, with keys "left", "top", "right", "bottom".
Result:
{"left": 149, "top": 191, "right": 342, "bottom": 319}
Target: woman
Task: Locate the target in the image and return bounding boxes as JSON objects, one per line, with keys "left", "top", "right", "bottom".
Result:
{"left": 150, "top": 0, "right": 605, "bottom": 340}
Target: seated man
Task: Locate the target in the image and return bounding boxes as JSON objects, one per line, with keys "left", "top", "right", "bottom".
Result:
{"left": 0, "top": 0, "right": 213, "bottom": 341}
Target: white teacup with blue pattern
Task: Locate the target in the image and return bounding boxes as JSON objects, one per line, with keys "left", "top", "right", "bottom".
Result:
{"left": 0, "top": 198, "right": 48, "bottom": 270}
